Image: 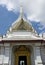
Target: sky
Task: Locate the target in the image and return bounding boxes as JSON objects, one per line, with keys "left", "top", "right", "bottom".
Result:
{"left": 0, "top": 0, "right": 45, "bottom": 35}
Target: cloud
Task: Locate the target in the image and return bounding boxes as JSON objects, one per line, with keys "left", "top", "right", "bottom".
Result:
{"left": 0, "top": 0, "right": 45, "bottom": 24}
{"left": 6, "top": 2, "right": 14, "bottom": 11}
{"left": 0, "top": 0, "right": 18, "bottom": 11}
{"left": 27, "top": 14, "right": 40, "bottom": 22}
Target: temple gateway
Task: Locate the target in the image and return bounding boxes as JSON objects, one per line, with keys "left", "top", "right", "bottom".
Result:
{"left": 0, "top": 7, "right": 45, "bottom": 65}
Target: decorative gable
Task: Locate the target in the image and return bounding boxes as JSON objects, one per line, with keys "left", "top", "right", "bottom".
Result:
{"left": 7, "top": 6, "right": 37, "bottom": 35}
{"left": 10, "top": 18, "right": 35, "bottom": 33}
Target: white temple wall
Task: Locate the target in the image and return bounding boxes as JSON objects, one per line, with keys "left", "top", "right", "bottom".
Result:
{"left": 3, "top": 47, "right": 10, "bottom": 65}
{"left": 0, "top": 46, "right": 4, "bottom": 65}
{"left": 34, "top": 46, "right": 43, "bottom": 65}
{"left": 0, "top": 43, "right": 10, "bottom": 65}
{"left": 0, "top": 43, "right": 45, "bottom": 65}
{"left": 9, "top": 46, "right": 12, "bottom": 65}
{"left": 40, "top": 46, "right": 45, "bottom": 65}
{"left": 31, "top": 46, "right": 35, "bottom": 65}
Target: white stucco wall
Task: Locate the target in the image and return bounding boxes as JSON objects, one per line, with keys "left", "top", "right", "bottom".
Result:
{"left": 0, "top": 43, "right": 10, "bottom": 65}
{"left": 40, "top": 46, "right": 45, "bottom": 65}
{"left": 34, "top": 46, "right": 43, "bottom": 65}
{"left": 0, "top": 43, "right": 45, "bottom": 65}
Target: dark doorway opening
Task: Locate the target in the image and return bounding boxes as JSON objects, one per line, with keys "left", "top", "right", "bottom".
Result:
{"left": 18, "top": 56, "right": 27, "bottom": 65}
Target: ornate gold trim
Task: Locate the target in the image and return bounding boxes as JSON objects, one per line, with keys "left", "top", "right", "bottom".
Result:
{"left": 14, "top": 46, "right": 31, "bottom": 65}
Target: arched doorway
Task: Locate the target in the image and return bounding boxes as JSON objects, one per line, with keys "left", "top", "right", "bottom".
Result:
{"left": 14, "top": 45, "right": 31, "bottom": 65}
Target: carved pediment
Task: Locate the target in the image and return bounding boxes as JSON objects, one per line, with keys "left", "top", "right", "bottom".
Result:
{"left": 11, "top": 18, "right": 34, "bottom": 32}
{"left": 15, "top": 45, "right": 30, "bottom": 52}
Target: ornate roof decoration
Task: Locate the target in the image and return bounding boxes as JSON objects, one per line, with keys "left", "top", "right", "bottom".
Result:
{"left": 7, "top": 5, "right": 37, "bottom": 35}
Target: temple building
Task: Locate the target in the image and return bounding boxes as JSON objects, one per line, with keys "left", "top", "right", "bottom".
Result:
{"left": 0, "top": 6, "right": 45, "bottom": 65}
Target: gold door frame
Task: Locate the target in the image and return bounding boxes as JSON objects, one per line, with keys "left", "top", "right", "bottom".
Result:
{"left": 14, "top": 46, "right": 31, "bottom": 65}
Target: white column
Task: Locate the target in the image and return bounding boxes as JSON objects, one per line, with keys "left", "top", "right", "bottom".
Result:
{"left": 9, "top": 46, "right": 12, "bottom": 65}
{"left": 0, "top": 47, "right": 4, "bottom": 65}
{"left": 31, "top": 47, "right": 35, "bottom": 65}
{"left": 3, "top": 47, "right": 10, "bottom": 65}
{"left": 34, "top": 47, "right": 43, "bottom": 65}
{"left": 40, "top": 46, "right": 45, "bottom": 64}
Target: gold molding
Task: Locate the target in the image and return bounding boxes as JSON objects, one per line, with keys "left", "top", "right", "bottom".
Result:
{"left": 14, "top": 46, "right": 31, "bottom": 65}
